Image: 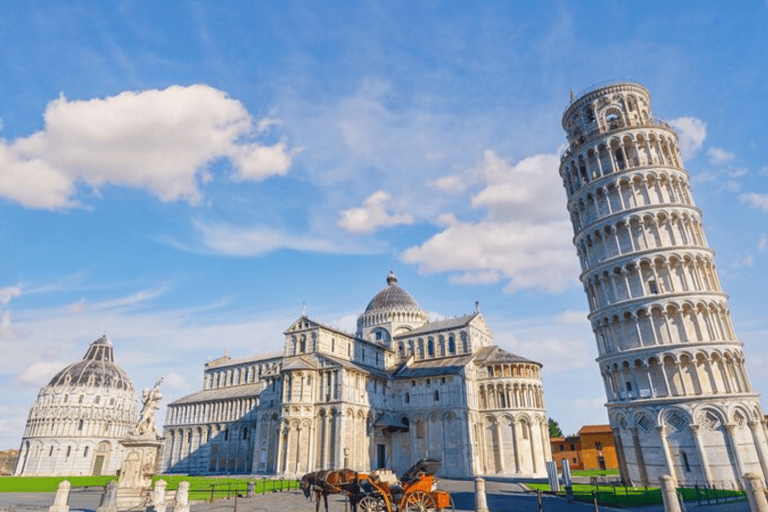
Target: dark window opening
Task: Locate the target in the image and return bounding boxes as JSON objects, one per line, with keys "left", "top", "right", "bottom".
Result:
{"left": 682, "top": 451, "right": 690, "bottom": 472}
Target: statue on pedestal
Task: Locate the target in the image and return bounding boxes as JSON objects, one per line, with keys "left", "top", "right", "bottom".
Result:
{"left": 116, "top": 377, "right": 164, "bottom": 508}
{"left": 133, "top": 378, "right": 163, "bottom": 438}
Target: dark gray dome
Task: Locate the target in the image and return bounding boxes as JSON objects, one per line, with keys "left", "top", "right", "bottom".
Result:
{"left": 365, "top": 272, "right": 422, "bottom": 313}
{"left": 48, "top": 336, "right": 135, "bottom": 391}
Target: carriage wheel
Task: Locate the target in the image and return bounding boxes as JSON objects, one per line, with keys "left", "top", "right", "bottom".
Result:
{"left": 358, "top": 495, "right": 386, "bottom": 512}
{"left": 403, "top": 491, "right": 437, "bottom": 512}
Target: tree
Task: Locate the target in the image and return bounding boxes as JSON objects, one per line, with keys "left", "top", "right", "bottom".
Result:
{"left": 548, "top": 418, "right": 563, "bottom": 438}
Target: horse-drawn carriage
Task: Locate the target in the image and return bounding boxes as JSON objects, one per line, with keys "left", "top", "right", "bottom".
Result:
{"left": 301, "top": 458, "right": 453, "bottom": 512}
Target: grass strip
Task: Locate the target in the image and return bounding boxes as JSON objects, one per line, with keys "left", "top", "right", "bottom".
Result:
{"left": 0, "top": 475, "right": 299, "bottom": 496}
{"left": 526, "top": 482, "right": 747, "bottom": 507}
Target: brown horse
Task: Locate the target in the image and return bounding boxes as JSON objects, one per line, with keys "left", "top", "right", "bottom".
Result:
{"left": 301, "top": 469, "right": 359, "bottom": 512}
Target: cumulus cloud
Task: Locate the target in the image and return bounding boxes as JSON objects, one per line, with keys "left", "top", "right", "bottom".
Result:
{"left": 668, "top": 117, "right": 706, "bottom": 160}
{"left": 338, "top": 191, "right": 414, "bottom": 234}
{"left": 401, "top": 151, "right": 579, "bottom": 293}
{"left": 740, "top": 193, "right": 768, "bottom": 212}
{"left": 0, "top": 85, "right": 293, "bottom": 209}
{"left": 707, "top": 147, "right": 736, "bottom": 164}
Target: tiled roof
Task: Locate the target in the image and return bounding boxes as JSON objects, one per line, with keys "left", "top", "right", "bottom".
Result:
{"left": 393, "top": 354, "right": 473, "bottom": 379}
{"left": 395, "top": 314, "right": 477, "bottom": 338}
{"left": 169, "top": 383, "right": 263, "bottom": 405}
{"left": 473, "top": 346, "right": 540, "bottom": 366}
{"left": 578, "top": 424, "right": 613, "bottom": 435}
{"left": 206, "top": 351, "right": 283, "bottom": 369}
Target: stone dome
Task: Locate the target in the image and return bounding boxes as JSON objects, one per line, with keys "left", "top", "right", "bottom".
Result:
{"left": 48, "top": 335, "right": 134, "bottom": 391}
{"left": 364, "top": 271, "right": 422, "bottom": 313}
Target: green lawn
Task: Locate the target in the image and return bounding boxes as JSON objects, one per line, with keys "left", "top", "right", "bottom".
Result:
{"left": 0, "top": 475, "right": 299, "bottom": 499}
{"left": 569, "top": 468, "right": 620, "bottom": 476}
{"left": 526, "top": 482, "right": 746, "bottom": 507}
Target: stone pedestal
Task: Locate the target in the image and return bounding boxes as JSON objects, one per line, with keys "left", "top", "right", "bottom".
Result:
{"left": 116, "top": 435, "right": 163, "bottom": 509}
{"left": 48, "top": 480, "right": 70, "bottom": 512}
{"left": 474, "top": 478, "right": 489, "bottom": 512}
{"left": 659, "top": 474, "right": 681, "bottom": 512}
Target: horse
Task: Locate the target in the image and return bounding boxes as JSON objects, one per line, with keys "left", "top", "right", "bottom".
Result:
{"left": 301, "top": 469, "right": 359, "bottom": 512}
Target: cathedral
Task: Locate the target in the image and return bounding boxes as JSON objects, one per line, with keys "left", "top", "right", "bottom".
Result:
{"left": 14, "top": 336, "right": 139, "bottom": 476}
{"left": 160, "top": 272, "right": 552, "bottom": 478}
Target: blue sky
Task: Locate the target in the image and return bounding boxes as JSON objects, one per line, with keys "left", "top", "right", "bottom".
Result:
{"left": 1, "top": 1, "right": 768, "bottom": 448}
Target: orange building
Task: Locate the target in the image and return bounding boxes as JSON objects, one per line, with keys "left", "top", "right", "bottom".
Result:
{"left": 550, "top": 436, "right": 583, "bottom": 470}
{"left": 550, "top": 424, "right": 619, "bottom": 471}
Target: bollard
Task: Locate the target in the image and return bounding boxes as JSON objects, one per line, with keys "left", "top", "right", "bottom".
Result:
{"left": 49, "top": 480, "right": 71, "bottom": 512}
{"left": 173, "top": 481, "right": 190, "bottom": 512}
{"left": 659, "top": 475, "right": 681, "bottom": 512}
{"left": 474, "top": 477, "right": 489, "bottom": 512}
{"left": 592, "top": 491, "right": 599, "bottom": 512}
{"left": 234, "top": 492, "right": 238, "bottom": 512}
{"left": 210, "top": 485, "right": 215, "bottom": 503}
{"left": 537, "top": 489, "right": 543, "bottom": 512}
{"left": 96, "top": 481, "right": 118, "bottom": 512}
{"left": 247, "top": 481, "right": 255, "bottom": 498}
{"left": 153, "top": 479, "right": 167, "bottom": 512}
{"left": 743, "top": 473, "right": 768, "bottom": 512}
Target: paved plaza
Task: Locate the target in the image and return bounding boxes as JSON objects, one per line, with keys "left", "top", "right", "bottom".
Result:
{"left": 0, "top": 480, "right": 754, "bottom": 512}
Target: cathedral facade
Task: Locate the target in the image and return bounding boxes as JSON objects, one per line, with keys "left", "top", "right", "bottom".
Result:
{"left": 14, "top": 336, "right": 139, "bottom": 476}
{"left": 559, "top": 81, "right": 768, "bottom": 487}
{"left": 160, "top": 273, "right": 551, "bottom": 478}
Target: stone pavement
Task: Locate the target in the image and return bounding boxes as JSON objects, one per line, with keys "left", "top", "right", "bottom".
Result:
{"left": 0, "top": 480, "right": 753, "bottom": 512}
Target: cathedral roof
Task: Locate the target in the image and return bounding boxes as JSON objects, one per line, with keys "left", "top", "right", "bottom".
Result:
{"left": 393, "top": 354, "right": 475, "bottom": 378}
{"left": 364, "top": 271, "right": 422, "bottom": 313}
{"left": 394, "top": 313, "right": 478, "bottom": 338}
{"left": 169, "top": 383, "right": 264, "bottom": 405}
{"left": 47, "top": 336, "right": 135, "bottom": 391}
{"left": 473, "top": 345, "right": 541, "bottom": 366}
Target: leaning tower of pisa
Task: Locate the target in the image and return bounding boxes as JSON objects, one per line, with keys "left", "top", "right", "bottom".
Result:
{"left": 559, "top": 81, "right": 768, "bottom": 488}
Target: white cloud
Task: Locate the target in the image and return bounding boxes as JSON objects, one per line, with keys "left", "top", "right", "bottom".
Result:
{"left": 471, "top": 151, "right": 565, "bottom": 221}
{"left": 163, "top": 372, "right": 191, "bottom": 390}
{"left": 401, "top": 151, "right": 579, "bottom": 293}
{"left": 556, "top": 310, "right": 590, "bottom": 325}
{"left": 338, "top": 191, "right": 414, "bottom": 234}
{"left": 733, "top": 254, "right": 754, "bottom": 268}
{"left": 193, "top": 220, "right": 349, "bottom": 256}
{"left": 759, "top": 234, "right": 767, "bottom": 251}
{"left": 0, "top": 286, "right": 21, "bottom": 305}
{"left": 429, "top": 175, "right": 466, "bottom": 193}
{"left": 668, "top": 117, "right": 706, "bottom": 160}
{"left": 0, "top": 310, "right": 18, "bottom": 340}
{"left": 0, "top": 85, "right": 293, "bottom": 209}
{"left": 740, "top": 193, "right": 768, "bottom": 212}
{"left": 17, "top": 361, "right": 65, "bottom": 386}
{"left": 707, "top": 147, "right": 735, "bottom": 164}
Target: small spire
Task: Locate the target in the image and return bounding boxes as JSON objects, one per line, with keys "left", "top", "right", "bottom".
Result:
{"left": 387, "top": 270, "right": 398, "bottom": 286}
{"left": 224, "top": 349, "right": 229, "bottom": 358}
{"left": 570, "top": 88, "right": 574, "bottom": 101}
{"left": 475, "top": 301, "right": 480, "bottom": 313}
{"left": 301, "top": 302, "right": 306, "bottom": 316}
